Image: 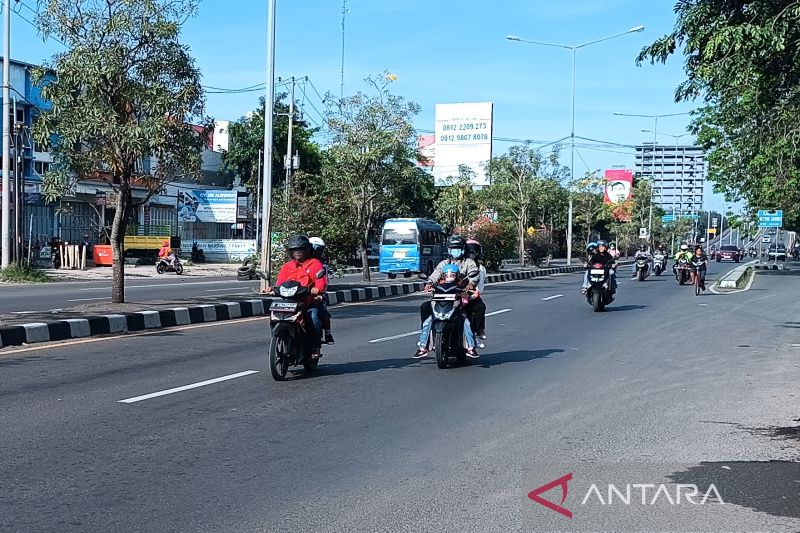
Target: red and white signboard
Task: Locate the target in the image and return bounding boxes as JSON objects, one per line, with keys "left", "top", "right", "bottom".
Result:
{"left": 603, "top": 169, "right": 634, "bottom": 205}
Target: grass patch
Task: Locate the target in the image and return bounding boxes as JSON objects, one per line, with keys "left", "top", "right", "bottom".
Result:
{"left": 736, "top": 267, "right": 754, "bottom": 289}
{"left": 0, "top": 263, "right": 51, "bottom": 283}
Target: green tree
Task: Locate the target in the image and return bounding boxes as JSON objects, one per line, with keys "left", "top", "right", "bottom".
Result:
{"left": 483, "top": 144, "right": 566, "bottom": 265}
{"left": 571, "top": 171, "right": 610, "bottom": 249}
{"left": 435, "top": 165, "right": 480, "bottom": 233}
{"left": 33, "top": 0, "right": 208, "bottom": 303}
{"left": 221, "top": 95, "right": 322, "bottom": 190}
{"left": 323, "top": 72, "right": 421, "bottom": 280}
{"left": 637, "top": 0, "right": 800, "bottom": 229}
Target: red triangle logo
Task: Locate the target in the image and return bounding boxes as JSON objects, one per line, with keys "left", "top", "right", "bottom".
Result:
{"left": 527, "top": 472, "right": 573, "bottom": 519}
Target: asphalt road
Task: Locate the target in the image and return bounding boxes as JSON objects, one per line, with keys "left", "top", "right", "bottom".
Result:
{"left": 0, "top": 271, "right": 407, "bottom": 316}
{"left": 1, "top": 263, "right": 799, "bottom": 532}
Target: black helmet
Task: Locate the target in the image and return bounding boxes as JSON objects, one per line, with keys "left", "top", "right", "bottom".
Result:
{"left": 640, "top": 244, "right": 647, "bottom": 252}
{"left": 285, "top": 234, "right": 310, "bottom": 251}
{"left": 465, "top": 239, "right": 482, "bottom": 259}
{"left": 447, "top": 235, "right": 466, "bottom": 249}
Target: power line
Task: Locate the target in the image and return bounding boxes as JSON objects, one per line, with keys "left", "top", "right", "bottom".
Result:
{"left": 9, "top": 2, "right": 68, "bottom": 47}
{"left": 305, "top": 77, "right": 329, "bottom": 108}
{"left": 297, "top": 82, "right": 327, "bottom": 126}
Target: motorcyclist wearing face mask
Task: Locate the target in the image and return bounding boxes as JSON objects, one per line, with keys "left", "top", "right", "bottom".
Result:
{"left": 414, "top": 235, "right": 479, "bottom": 358}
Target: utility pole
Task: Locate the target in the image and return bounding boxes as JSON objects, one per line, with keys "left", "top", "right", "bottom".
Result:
{"left": 259, "top": 0, "right": 277, "bottom": 289}
{"left": 2, "top": 0, "right": 11, "bottom": 268}
{"left": 283, "top": 77, "right": 295, "bottom": 211}
{"left": 254, "top": 148, "right": 262, "bottom": 248}
{"left": 340, "top": 0, "right": 347, "bottom": 98}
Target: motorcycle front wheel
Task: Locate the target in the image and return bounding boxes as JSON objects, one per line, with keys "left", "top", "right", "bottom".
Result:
{"left": 175, "top": 263, "right": 184, "bottom": 275}
{"left": 269, "top": 333, "right": 291, "bottom": 381}
{"left": 592, "top": 290, "right": 603, "bottom": 312}
{"left": 434, "top": 330, "right": 448, "bottom": 369}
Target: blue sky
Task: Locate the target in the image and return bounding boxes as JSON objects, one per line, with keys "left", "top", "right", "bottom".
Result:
{"left": 7, "top": 0, "right": 733, "bottom": 211}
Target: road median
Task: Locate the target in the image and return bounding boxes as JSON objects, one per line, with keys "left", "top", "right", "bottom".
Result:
{"left": 0, "top": 263, "right": 591, "bottom": 349}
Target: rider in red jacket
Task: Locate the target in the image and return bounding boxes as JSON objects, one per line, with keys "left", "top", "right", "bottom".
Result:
{"left": 267, "top": 235, "right": 328, "bottom": 357}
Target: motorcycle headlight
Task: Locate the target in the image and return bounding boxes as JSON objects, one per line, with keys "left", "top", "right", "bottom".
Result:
{"left": 433, "top": 302, "right": 455, "bottom": 321}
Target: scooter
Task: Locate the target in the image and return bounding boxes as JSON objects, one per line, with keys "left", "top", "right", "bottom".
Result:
{"left": 653, "top": 253, "right": 666, "bottom": 276}
{"left": 635, "top": 256, "right": 650, "bottom": 282}
{"left": 156, "top": 255, "right": 184, "bottom": 275}
{"left": 585, "top": 263, "right": 614, "bottom": 312}
{"left": 267, "top": 280, "right": 321, "bottom": 380}
{"left": 675, "top": 258, "right": 690, "bottom": 285}
{"left": 428, "top": 281, "right": 469, "bottom": 368}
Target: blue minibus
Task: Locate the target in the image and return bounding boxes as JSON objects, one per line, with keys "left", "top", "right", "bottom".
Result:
{"left": 379, "top": 218, "right": 447, "bottom": 278}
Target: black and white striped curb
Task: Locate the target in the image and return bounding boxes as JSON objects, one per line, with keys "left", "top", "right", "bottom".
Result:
{"left": 753, "top": 263, "right": 783, "bottom": 270}
{"left": 0, "top": 264, "right": 593, "bottom": 348}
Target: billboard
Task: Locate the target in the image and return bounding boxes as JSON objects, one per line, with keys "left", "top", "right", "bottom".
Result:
{"left": 417, "top": 135, "right": 435, "bottom": 167}
{"left": 603, "top": 169, "right": 634, "bottom": 204}
{"left": 177, "top": 189, "right": 237, "bottom": 223}
{"left": 433, "top": 102, "right": 493, "bottom": 187}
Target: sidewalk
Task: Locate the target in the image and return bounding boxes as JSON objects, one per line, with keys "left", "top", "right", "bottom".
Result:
{"left": 43, "top": 262, "right": 242, "bottom": 281}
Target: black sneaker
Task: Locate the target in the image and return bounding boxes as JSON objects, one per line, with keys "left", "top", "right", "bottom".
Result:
{"left": 324, "top": 332, "right": 335, "bottom": 344}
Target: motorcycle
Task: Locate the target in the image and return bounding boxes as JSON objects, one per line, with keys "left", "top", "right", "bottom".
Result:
{"left": 675, "top": 258, "right": 690, "bottom": 285}
{"left": 267, "top": 280, "right": 321, "bottom": 380}
{"left": 428, "top": 281, "right": 469, "bottom": 368}
{"left": 585, "top": 263, "right": 614, "bottom": 312}
{"left": 635, "top": 256, "right": 650, "bottom": 282}
{"left": 748, "top": 248, "right": 757, "bottom": 258}
{"left": 653, "top": 253, "right": 666, "bottom": 276}
{"left": 156, "top": 255, "right": 184, "bottom": 275}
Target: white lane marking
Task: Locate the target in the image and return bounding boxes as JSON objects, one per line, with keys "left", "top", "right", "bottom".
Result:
{"left": 118, "top": 370, "right": 260, "bottom": 404}
{"left": 369, "top": 330, "right": 421, "bottom": 343}
{"left": 10, "top": 311, "right": 40, "bottom": 315}
{"left": 79, "top": 280, "right": 250, "bottom": 291}
{"left": 369, "top": 308, "right": 512, "bottom": 343}
{"left": 542, "top": 294, "right": 564, "bottom": 301}
{"left": 698, "top": 303, "right": 709, "bottom": 307}
{"left": 67, "top": 297, "right": 110, "bottom": 302}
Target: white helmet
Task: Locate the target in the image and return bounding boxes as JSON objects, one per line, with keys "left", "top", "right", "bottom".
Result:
{"left": 309, "top": 237, "right": 326, "bottom": 259}
{"left": 680, "top": 244, "right": 689, "bottom": 251}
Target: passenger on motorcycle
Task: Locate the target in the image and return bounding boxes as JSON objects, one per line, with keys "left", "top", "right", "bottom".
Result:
{"left": 673, "top": 244, "right": 693, "bottom": 275}
{"left": 690, "top": 245, "right": 708, "bottom": 291}
{"left": 465, "top": 239, "right": 487, "bottom": 348}
{"left": 631, "top": 244, "right": 652, "bottom": 277}
{"left": 414, "top": 263, "right": 477, "bottom": 359}
{"left": 608, "top": 242, "right": 621, "bottom": 260}
{"left": 309, "top": 236, "right": 334, "bottom": 345}
{"left": 582, "top": 240, "right": 617, "bottom": 294}
{"left": 414, "top": 235, "right": 479, "bottom": 359}
{"left": 158, "top": 240, "right": 176, "bottom": 266}
{"left": 264, "top": 235, "right": 327, "bottom": 359}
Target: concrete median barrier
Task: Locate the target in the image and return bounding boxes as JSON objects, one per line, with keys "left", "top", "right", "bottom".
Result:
{"left": 0, "top": 262, "right": 595, "bottom": 348}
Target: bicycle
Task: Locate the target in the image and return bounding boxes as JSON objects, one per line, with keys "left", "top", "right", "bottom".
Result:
{"left": 691, "top": 262, "right": 707, "bottom": 296}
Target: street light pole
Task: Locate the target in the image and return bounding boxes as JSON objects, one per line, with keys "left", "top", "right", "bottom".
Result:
{"left": 2, "top": 0, "right": 11, "bottom": 269}
{"left": 259, "top": 0, "right": 277, "bottom": 290}
{"left": 567, "top": 47, "right": 576, "bottom": 265}
{"left": 507, "top": 24, "right": 644, "bottom": 265}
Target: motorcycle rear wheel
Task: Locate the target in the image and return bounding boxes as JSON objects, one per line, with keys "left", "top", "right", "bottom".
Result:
{"left": 269, "top": 334, "right": 291, "bottom": 381}
{"left": 156, "top": 263, "right": 166, "bottom": 274}
{"left": 434, "top": 330, "right": 448, "bottom": 369}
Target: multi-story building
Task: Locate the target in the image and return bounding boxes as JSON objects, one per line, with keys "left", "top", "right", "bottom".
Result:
{"left": 635, "top": 143, "right": 706, "bottom": 216}
{"left": 2, "top": 57, "right": 244, "bottom": 259}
